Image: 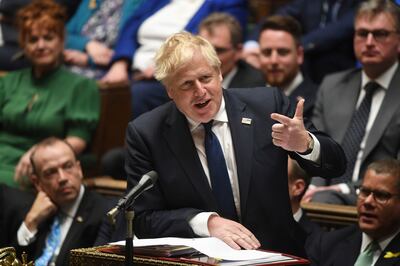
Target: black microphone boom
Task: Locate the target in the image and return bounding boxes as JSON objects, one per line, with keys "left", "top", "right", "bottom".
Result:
{"left": 107, "top": 170, "right": 158, "bottom": 224}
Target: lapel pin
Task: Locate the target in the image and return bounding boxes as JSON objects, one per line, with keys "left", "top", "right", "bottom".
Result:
{"left": 241, "top": 117, "right": 252, "bottom": 125}
{"left": 76, "top": 216, "right": 84, "bottom": 223}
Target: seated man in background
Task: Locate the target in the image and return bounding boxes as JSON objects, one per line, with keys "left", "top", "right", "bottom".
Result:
{"left": 309, "top": 159, "right": 400, "bottom": 265}
{"left": 287, "top": 158, "right": 322, "bottom": 257}
{"left": 15, "top": 137, "right": 111, "bottom": 266}
{"left": 304, "top": 0, "right": 400, "bottom": 205}
{"left": 198, "top": 12, "right": 265, "bottom": 89}
{"left": 258, "top": 15, "right": 317, "bottom": 119}
{"left": 244, "top": 0, "right": 364, "bottom": 84}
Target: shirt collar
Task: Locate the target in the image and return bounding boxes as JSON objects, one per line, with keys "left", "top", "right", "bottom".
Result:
{"left": 361, "top": 61, "right": 398, "bottom": 91}
{"left": 293, "top": 208, "right": 303, "bottom": 222}
{"left": 283, "top": 72, "right": 304, "bottom": 96}
{"left": 222, "top": 66, "right": 238, "bottom": 89}
{"left": 188, "top": 95, "right": 228, "bottom": 132}
{"left": 361, "top": 227, "right": 400, "bottom": 253}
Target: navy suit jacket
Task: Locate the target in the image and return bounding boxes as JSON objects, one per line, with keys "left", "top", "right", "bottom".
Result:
{"left": 126, "top": 87, "right": 345, "bottom": 257}
{"left": 228, "top": 60, "right": 265, "bottom": 89}
{"left": 276, "top": 0, "right": 364, "bottom": 83}
{"left": 288, "top": 76, "right": 317, "bottom": 120}
{"left": 309, "top": 225, "right": 400, "bottom": 266}
{"left": 15, "top": 189, "right": 111, "bottom": 266}
{"left": 111, "top": 0, "right": 248, "bottom": 64}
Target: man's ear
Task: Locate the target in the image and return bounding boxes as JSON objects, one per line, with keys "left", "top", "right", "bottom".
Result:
{"left": 293, "top": 179, "right": 306, "bottom": 197}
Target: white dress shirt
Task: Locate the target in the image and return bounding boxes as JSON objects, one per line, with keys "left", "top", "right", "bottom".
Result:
{"left": 133, "top": 0, "right": 204, "bottom": 71}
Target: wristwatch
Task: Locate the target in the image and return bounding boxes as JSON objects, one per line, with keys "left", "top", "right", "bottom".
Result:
{"left": 299, "top": 135, "right": 314, "bottom": 155}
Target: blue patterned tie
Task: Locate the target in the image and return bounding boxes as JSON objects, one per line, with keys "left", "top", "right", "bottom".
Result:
{"left": 35, "top": 215, "right": 61, "bottom": 266}
{"left": 203, "top": 121, "right": 238, "bottom": 221}
{"left": 340, "top": 82, "right": 379, "bottom": 181}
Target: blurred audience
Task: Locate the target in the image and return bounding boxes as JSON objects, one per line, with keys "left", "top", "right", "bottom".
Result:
{"left": 0, "top": 0, "right": 81, "bottom": 71}
{"left": 14, "top": 137, "right": 111, "bottom": 266}
{"left": 64, "top": 0, "right": 144, "bottom": 79}
{"left": 198, "top": 12, "right": 265, "bottom": 89}
{"left": 304, "top": 0, "right": 400, "bottom": 205}
{"left": 101, "top": 0, "right": 248, "bottom": 119}
{"left": 258, "top": 15, "right": 317, "bottom": 118}
{"left": 244, "top": 0, "right": 364, "bottom": 84}
{"left": 0, "top": 0, "right": 99, "bottom": 187}
{"left": 309, "top": 159, "right": 400, "bottom": 265}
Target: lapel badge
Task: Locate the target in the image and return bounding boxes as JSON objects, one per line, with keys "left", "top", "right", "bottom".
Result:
{"left": 241, "top": 117, "right": 252, "bottom": 125}
{"left": 76, "top": 216, "right": 84, "bottom": 223}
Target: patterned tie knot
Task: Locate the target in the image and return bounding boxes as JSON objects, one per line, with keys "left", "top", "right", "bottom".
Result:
{"left": 364, "top": 82, "right": 380, "bottom": 99}
{"left": 354, "top": 240, "right": 380, "bottom": 266}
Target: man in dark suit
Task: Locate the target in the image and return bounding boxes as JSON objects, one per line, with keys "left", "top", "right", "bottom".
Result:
{"left": 14, "top": 137, "right": 111, "bottom": 266}
{"left": 258, "top": 15, "right": 317, "bottom": 119}
{"left": 126, "top": 31, "right": 345, "bottom": 257}
{"left": 198, "top": 12, "right": 265, "bottom": 89}
{"left": 309, "top": 159, "right": 400, "bottom": 266}
{"left": 287, "top": 158, "right": 322, "bottom": 255}
{"left": 304, "top": 0, "right": 400, "bottom": 205}
{"left": 244, "top": 0, "right": 364, "bottom": 84}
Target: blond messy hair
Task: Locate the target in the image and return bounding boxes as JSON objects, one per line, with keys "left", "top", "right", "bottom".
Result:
{"left": 154, "top": 31, "right": 221, "bottom": 86}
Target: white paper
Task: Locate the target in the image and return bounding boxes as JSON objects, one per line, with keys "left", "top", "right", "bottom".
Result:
{"left": 109, "top": 237, "right": 293, "bottom": 262}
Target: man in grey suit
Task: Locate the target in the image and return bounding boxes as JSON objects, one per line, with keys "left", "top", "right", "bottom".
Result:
{"left": 303, "top": 0, "right": 400, "bottom": 205}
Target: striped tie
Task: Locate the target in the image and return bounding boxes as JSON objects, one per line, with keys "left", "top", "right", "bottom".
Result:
{"left": 339, "top": 82, "right": 380, "bottom": 181}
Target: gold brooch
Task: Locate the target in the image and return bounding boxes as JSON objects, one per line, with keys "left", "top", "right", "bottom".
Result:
{"left": 384, "top": 251, "right": 400, "bottom": 258}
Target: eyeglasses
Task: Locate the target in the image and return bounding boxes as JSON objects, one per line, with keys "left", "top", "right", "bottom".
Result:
{"left": 356, "top": 186, "right": 400, "bottom": 204}
{"left": 355, "top": 29, "right": 399, "bottom": 42}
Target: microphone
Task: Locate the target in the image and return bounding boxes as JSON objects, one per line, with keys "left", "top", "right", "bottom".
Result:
{"left": 107, "top": 170, "right": 158, "bottom": 224}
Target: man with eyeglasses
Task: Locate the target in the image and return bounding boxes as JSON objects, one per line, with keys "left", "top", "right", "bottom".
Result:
{"left": 198, "top": 12, "right": 265, "bottom": 89}
{"left": 13, "top": 137, "right": 111, "bottom": 266}
{"left": 309, "top": 159, "right": 400, "bottom": 265}
{"left": 303, "top": 0, "right": 400, "bottom": 206}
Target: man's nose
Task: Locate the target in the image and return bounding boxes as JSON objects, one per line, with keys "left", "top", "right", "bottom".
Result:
{"left": 193, "top": 80, "right": 206, "bottom": 96}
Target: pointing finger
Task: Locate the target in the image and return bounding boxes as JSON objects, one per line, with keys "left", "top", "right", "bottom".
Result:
{"left": 294, "top": 98, "right": 305, "bottom": 119}
{"left": 271, "top": 113, "right": 291, "bottom": 126}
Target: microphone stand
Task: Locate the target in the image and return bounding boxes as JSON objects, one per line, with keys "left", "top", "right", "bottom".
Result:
{"left": 124, "top": 202, "right": 135, "bottom": 266}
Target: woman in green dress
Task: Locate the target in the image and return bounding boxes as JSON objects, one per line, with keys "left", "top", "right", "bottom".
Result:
{"left": 0, "top": 0, "right": 100, "bottom": 187}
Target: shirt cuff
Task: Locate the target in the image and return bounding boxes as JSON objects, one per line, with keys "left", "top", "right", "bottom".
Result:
{"left": 188, "top": 212, "right": 218, "bottom": 237}
{"left": 338, "top": 183, "right": 351, "bottom": 194}
{"left": 243, "top": 40, "right": 259, "bottom": 50}
{"left": 17, "top": 222, "right": 37, "bottom": 246}
{"left": 297, "top": 133, "right": 320, "bottom": 162}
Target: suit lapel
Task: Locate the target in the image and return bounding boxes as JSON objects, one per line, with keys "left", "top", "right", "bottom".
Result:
{"left": 163, "top": 105, "right": 216, "bottom": 208}
{"left": 57, "top": 191, "right": 90, "bottom": 261}
{"left": 337, "top": 73, "right": 362, "bottom": 143}
{"left": 363, "top": 67, "right": 400, "bottom": 160}
{"left": 223, "top": 90, "right": 253, "bottom": 216}
{"left": 376, "top": 232, "right": 400, "bottom": 266}
{"left": 334, "top": 231, "right": 362, "bottom": 265}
